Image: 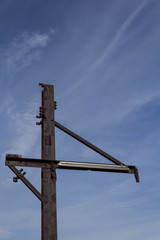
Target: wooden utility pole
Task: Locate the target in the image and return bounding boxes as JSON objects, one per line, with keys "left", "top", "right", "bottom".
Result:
{"left": 40, "top": 84, "right": 57, "bottom": 239}
{"left": 5, "top": 83, "right": 139, "bottom": 240}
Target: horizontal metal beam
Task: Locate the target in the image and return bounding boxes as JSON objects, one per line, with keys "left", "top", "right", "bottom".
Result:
{"left": 6, "top": 156, "right": 58, "bottom": 168}
{"left": 6, "top": 155, "right": 139, "bottom": 182}
{"left": 58, "top": 161, "right": 139, "bottom": 182}
{"left": 55, "top": 121, "right": 125, "bottom": 166}
{"left": 8, "top": 166, "right": 43, "bottom": 202}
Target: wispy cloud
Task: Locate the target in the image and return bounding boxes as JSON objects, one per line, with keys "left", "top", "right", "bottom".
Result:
{"left": 58, "top": 173, "right": 159, "bottom": 240}
{"left": 5, "top": 29, "right": 54, "bottom": 73}
{"left": 0, "top": 226, "right": 12, "bottom": 239}
{"left": 102, "top": 89, "right": 160, "bottom": 127}
{"left": 2, "top": 94, "right": 40, "bottom": 159}
{"left": 0, "top": 209, "right": 40, "bottom": 239}
{"left": 1, "top": 209, "right": 40, "bottom": 230}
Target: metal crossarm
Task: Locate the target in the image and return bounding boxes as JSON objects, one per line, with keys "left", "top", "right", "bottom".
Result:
{"left": 5, "top": 155, "right": 139, "bottom": 182}
{"left": 6, "top": 154, "right": 59, "bottom": 168}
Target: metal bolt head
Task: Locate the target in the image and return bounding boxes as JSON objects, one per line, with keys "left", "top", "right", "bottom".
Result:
{"left": 36, "top": 121, "right": 42, "bottom": 125}
{"left": 13, "top": 177, "right": 18, "bottom": 182}
{"left": 22, "top": 172, "right": 26, "bottom": 176}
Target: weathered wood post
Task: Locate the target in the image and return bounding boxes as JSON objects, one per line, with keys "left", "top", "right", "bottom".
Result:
{"left": 40, "top": 83, "right": 57, "bottom": 240}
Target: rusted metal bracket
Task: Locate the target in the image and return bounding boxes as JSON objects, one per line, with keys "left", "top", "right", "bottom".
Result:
{"left": 8, "top": 165, "right": 43, "bottom": 202}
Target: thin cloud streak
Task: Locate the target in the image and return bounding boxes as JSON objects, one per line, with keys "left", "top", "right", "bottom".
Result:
{"left": 58, "top": 1, "right": 148, "bottom": 100}
{"left": 93, "top": 0, "right": 148, "bottom": 67}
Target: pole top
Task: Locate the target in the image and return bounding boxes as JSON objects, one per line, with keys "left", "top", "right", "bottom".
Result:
{"left": 39, "top": 83, "right": 54, "bottom": 88}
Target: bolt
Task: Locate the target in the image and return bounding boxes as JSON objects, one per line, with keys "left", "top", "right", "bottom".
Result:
{"left": 22, "top": 171, "right": 26, "bottom": 176}
{"left": 36, "top": 121, "right": 42, "bottom": 125}
{"left": 13, "top": 176, "right": 18, "bottom": 182}
{"left": 54, "top": 101, "right": 57, "bottom": 110}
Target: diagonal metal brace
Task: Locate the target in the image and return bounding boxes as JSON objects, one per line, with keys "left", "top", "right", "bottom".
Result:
{"left": 8, "top": 166, "right": 43, "bottom": 202}
{"left": 55, "top": 121, "right": 126, "bottom": 166}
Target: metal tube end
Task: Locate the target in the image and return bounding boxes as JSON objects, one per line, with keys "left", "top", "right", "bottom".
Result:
{"left": 134, "top": 167, "right": 140, "bottom": 182}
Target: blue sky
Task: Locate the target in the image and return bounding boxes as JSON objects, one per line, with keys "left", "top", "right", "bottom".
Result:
{"left": 0, "top": 0, "right": 160, "bottom": 239}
